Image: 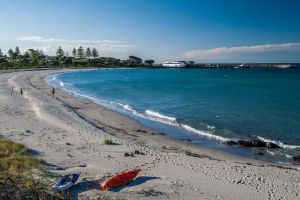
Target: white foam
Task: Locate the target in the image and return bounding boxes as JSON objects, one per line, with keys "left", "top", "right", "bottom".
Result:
{"left": 207, "top": 125, "right": 215, "bottom": 130}
{"left": 59, "top": 81, "right": 65, "bottom": 87}
{"left": 180, "top": 124, "right": 230, "bottom": 142}
{"left": 123, "top": 104, "right": 134, "bottom": 112}
{"left": 145, "top": 110, "right": 176, "bottom": 123}
{"left": 257, "top": 136, "right": 300, "bottom": 149}
{"left": 283, "top": 154, "right": 293, "bottom": 158}
{"left": 49, "top": 76, "right": 56, "bottom": 82}
{"left": 265, "top": 150, "right": 275, "bottom": 155}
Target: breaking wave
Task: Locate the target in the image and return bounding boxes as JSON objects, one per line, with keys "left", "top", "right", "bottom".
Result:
{"left": 145, "top": 110, "right": 177, "bottom": 123}
{"left": 257, "top": 136, "right": 300, "bottom": 149}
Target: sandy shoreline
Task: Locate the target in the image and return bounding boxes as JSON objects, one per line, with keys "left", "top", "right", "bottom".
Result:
{"left": 0, "top": 69, "right": 299, "bottom": 199}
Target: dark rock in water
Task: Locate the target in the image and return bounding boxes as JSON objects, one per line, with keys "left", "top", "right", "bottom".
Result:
{"left": 226, "top": 141, "right": 238, "bottom": 146}
{"left": 265, "top": 142, "right": 280, "bottom": 149}
{"left": 226, "top": 139, "right": 280, "bottom": 149}
{"left": 237, "top": 139, "right": 280, "bottom": 149}
{"left": 293, "top": 155, "right": 300, "bottom": 163}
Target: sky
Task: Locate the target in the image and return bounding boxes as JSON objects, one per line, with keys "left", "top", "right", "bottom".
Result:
{"left": 0, "top": 0, "right": 300, "bottom": 63}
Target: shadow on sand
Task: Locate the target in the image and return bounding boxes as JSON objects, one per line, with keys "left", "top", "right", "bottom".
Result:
{"left": 69, "top": 176, "right": 158, "bottom": 199}
{"left": 70, "top": 179, "right": 101, "bottom": 200}
{"left": 111, "top": 176, "right": 159, "bottom": 192}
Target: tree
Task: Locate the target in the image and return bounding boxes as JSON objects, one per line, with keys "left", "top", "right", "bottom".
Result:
{"left": 128, "top": 55, "right": 142, "bottom": 65}
{"left": 22, "top": 51, "right": 31, "bottom": 64}
{"left": 92, "top": 48, "right": 98, "bottom": 58}
{"left": 77, "top": 46, "right": 84, "bottom": 58}
{"left": 56, "top": 46, "right": 65, "bottom": 58}
{"left": 28, "top": 49, "right": 40, "bottom": 63}
{"left": 144, "top": 59, "right": 155, "bottom": 66}
{"left": 15, "top": 46, "right": 20, "bottom": 56}
{"left": 66, "top": 51, "right": 69, "bottom": 57}
{"left": 0, "top": 49, "right": 3, "bottom": 57}
{"left": 38, "top": 50, "right": 44, "bottom": 56}
{"left": 64, "top": 57, "right": 72, "bottom": 65}
{"left": 85, "top": 47, "right": 92, "bottom": 58}
{"left": 8, "top": 49, "right": 15, "bottom": 59}
{"left": 72, "top": 48, "right": 77, "bottom": 58}
{"left": 23, "top": 51, "right": 30, "bottom": 60}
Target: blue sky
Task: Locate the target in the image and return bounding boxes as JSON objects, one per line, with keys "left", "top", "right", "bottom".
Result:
{"left": 0, "top": 0, "right": 300, "bottom": 63}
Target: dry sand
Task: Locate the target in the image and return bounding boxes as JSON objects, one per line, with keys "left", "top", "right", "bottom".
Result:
{"left": 0, "top": 69, "right": 299, "bottom": 200}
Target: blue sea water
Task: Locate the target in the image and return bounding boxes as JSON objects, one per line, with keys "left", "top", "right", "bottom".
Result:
{"left": 46, "top": 68, "right": 300, "bottom": 163}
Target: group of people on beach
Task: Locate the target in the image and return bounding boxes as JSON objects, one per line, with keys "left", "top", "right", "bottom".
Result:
{"left": 11, "top": 86, "right": 55, "bottom": 96}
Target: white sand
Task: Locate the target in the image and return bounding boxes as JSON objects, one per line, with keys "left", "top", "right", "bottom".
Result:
{"left": 0, "top": 69, "right": 299, "bottom": 200}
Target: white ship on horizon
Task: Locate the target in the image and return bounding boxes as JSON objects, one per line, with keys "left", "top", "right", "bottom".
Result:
{"left": 162, "top": 60, "right": 188, "bottom": 68}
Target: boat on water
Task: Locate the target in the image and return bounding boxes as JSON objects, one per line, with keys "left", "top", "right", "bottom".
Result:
{"left": 162, "top": 60, "right": 189, "bottom": 68}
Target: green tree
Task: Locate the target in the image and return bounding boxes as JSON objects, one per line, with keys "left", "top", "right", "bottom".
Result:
{"left": 8, "top": 49, "right": 15, "bottom": 59}
{"left": 72, "top": 48, "right": 77, "bottom": 58}
{"left": 86, "top": 47, "right": 92, "bottom": 58}
{"left": 38, "top": 50, "right": 45, "bottom": 60}
{"left": 64, "top": 57, "right": 72, "bottom": 65}
{"left": 144, "top": 59, "right": 155, "bottom": 66}
{"left": 92, "top": 48, "right": 99, "bottom": 58}
{"left": 128, "top": 55, "right": 143, "bottom": 65}
{"left": 77, "top": 46, "right": 84, "bottom": 58}
{"left": 0, "top": 49, "right": 3, "bottom": 57}
{"left": 23, "top": 51, "right": 30, "bottom": 60}
{"left": 15, "top": 46, "right": 21, "bottom": 56}
{"left": 56, "top": 46, "right": 65, "bottom": 58}
{"left": 28, "top": 49, "right": 41, "bottom": 64}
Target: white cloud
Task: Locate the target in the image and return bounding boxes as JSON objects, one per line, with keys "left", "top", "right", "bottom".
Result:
{"left": 181, "top": 43, "right": 300, "bottom": 59}
{"left": 17, "top": 35, "right": 136, "bottom": 56}
{"left": 18, "top": 36, "right": 114, "bottom": 44}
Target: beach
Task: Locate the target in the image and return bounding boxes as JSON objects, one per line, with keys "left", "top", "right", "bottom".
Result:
{"left": 0, "top": 69, "right": 299, "bottom": 200}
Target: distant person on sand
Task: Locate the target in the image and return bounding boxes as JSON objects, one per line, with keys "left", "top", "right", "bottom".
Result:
{"left": 20, "top": 88, "right": 23, "bottom": 95}
{"left": 11, "top": 86, "right": 14, "bottom": 96}
{"left": 52, "top": 87, "right": 55, "bottom": 95}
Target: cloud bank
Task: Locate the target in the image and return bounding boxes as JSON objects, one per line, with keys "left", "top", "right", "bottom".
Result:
{"left": 181, "top": 43, "right": 300, "bottom": 60}
{"left": 17, "top": 36, "right": 135, "bottom": 56}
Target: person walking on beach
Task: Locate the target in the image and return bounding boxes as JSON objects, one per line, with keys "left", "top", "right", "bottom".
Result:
{"left": 52, "top": 87, "right": 55, "bottom": 96}
{"left": 20, "top": 88, "right": 23, "bottom": 95}
{"left": 11, "top": 86, "right": 14, "bottom": 96}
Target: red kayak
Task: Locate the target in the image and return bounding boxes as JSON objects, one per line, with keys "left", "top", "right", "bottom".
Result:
{"left": 99, "top": 168, "right": 141, "bottom": 190}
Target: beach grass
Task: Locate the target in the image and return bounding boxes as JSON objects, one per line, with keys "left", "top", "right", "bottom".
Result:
{"left": 0, "top": 139, "right": 62, "bottom": 199}
{"left": 0, "top": 139, "right": 44, "bottom": 176}
{"left": 103, "top": 137, "right": 113, "bottom": 145}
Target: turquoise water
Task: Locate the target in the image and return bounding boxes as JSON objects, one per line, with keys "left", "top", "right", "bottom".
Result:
{"left": 47, "top": 68, "right": 300, "bottom": 162}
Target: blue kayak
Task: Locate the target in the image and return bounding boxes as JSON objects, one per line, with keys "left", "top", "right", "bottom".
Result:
{"left": 52, "top": 173, "right": 80, "bottom": 191}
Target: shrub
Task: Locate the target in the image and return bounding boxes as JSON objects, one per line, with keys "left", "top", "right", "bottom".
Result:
{"left": 103, "top": 137, "right": 113, "bottom": 145}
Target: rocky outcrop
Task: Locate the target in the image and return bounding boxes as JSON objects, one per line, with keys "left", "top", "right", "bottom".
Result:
{"left": 293, "top": 155, "right": 300, "bottom": 163}
{"left": 226, "top": 139, "right": 280, "bottom": 149}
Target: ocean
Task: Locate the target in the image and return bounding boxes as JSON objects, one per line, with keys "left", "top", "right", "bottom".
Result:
{"left": 46, "top": 68, "right": 300, "bottom": 163}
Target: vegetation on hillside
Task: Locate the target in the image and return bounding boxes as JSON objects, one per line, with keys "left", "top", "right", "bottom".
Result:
{"left": 0, "top": 139, "right": 65, "bottom": 199}
{"left": 0, "top": 46, "right": 156, "bottom": 70}
{"left": 0, "top": 139, "right": 44, "bottom": 176}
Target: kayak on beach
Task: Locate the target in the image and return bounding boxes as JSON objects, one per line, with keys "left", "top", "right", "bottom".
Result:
{"left": 100, "top": 168, "right": 141, "bottom": 190}
{"left": 52, "top": 173, "right": 80, "bottom": 191}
